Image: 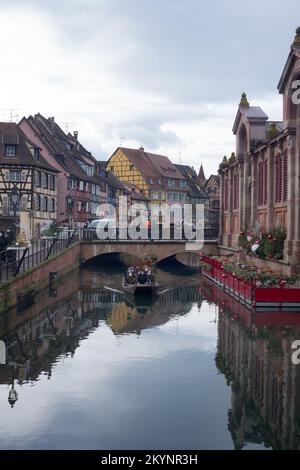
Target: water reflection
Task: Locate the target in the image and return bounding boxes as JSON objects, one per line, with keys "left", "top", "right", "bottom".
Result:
{"left": 0, "top": 268, "right": 203, "bottom": 406}
{"left": 1, "top": 267, "right": 300, "bottom": 449}
{"left": 204, "top": 280, "right": 300, "bottom": 450}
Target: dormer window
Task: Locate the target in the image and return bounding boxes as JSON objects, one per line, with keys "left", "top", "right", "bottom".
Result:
{"left": 5, "top": 145, "right": 16, "bottom": 157}
{"left": 34, "top": 148, "right": 40, "bottom": 160}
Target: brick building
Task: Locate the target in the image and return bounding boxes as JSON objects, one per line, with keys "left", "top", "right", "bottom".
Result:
{"left": 219, "top": 27, "right": 300, "bottom": 272}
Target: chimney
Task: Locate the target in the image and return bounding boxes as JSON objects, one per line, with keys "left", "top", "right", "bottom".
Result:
{"left": 139, "top": 146, "right": 144, "bottom": 152}
{"left": 74, "top": 131, "right": 78, "bottom": 140}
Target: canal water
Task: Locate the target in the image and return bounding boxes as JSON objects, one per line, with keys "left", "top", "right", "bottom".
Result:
{"left": 0, "top": 262, "right": 299, "bottom": 450}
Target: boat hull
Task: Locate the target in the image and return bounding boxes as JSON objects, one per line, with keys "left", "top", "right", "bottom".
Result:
{"left": 122, "top": 280, "right": 159, "bottom": 297}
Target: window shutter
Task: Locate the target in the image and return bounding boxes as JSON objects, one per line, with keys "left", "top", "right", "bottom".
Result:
{"left": 264, "top": 161, "right": 268, "bottom": 205}
{"left": 275, "top": 154, "right": 282, "bottom": 203}
{"left": 224, "top": 179, "right": 228, "bottom": 210}
{"left": 258, "top": 162, "right": 263, "bottom": 206}
{"left": 283, "top": 152, "right": 288, "bottom": 202}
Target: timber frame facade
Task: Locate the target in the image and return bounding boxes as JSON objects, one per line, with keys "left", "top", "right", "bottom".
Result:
{"left": 0, "top": 122, "right": 58, "bottom": 239}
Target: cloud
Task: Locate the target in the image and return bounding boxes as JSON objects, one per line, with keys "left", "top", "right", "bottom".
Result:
{"left": 0, "top": 0, "right": 297, "bottom": 175}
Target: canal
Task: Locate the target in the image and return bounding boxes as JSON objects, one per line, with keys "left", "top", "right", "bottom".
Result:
{"left": 0, "top": 261, "right": 299, "bottom": 450}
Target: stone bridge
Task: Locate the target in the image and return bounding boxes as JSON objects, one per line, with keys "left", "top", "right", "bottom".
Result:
{"left": 80, "top": 240, "right": 218, "bottom": 266}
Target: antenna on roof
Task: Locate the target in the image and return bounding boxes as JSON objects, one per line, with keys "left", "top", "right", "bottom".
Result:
{"left": 178, "top": 148, "right": 182, "bottom": 164}
{"left": 0, "top": 108, "right": 20, "bottom": 123}
{"left": 61, "top": 122, "right": 75, "bottom": 134}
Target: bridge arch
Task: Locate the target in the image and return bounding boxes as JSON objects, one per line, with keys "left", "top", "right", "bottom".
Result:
{"left": 80, "top": 241, "right": 218, "bottom": 267}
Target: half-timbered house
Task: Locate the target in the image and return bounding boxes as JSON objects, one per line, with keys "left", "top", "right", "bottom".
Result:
{"left": 0, "top": 122, "right": 58, "bottom": 239}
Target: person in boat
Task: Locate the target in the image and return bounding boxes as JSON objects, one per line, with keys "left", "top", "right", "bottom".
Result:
{"left": 126, "top": 267, "right": 137, "bottom": 285}
{"left": 137, "top": 267, "right": 148, "bottom": 285}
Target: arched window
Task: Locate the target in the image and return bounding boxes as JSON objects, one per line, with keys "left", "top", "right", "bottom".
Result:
{"left": 224, "top": 178, "right": 228, "bottom": 211}
{"left": 233, "top": 174, "right": 239, "bottom": 209}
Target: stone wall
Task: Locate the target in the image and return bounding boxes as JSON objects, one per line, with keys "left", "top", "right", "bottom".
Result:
{"left": 0, "top": 242, "right": 81, "bottom": 313}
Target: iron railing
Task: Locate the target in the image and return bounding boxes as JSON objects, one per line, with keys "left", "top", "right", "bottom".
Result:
{"left": 0, "top": 231, "right": 78, "bottom": 284}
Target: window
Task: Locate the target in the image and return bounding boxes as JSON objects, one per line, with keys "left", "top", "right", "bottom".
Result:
{"left": 179, "top": 180, "right": 188, "bottom": 188}
{"left": 9, "top": 195, "right": 20, "bottom": 214}
{"left": 48, "top": 175, "right": 55, "bottom": 190}
{"left": 233, "top": 174, "right": 239, "bottom": 209}
{"left": 149, "top": 178, "right": 154, "bottom": 185}
{"left": 41, "top": 172, "right": 48, "bottom": 188}
{"left": 5, "top": 145, "right": 16, "bottom": 157}
{"left": 179, "top": 193, "right": 185, "bottom": 201}
{"left": 35, "top": 170, "right": 41, "bottom": 187}
{"left": 258, "top": 162, "right": 264, "bottom": 206}
{"left": 151, "top": 191, "right": 159, "bottom": 200}
{"left": 69, "top": 179, "right": 76, "bottom": 190}
{"left": 41, "top": 196, "right": 48, "bottom": 211}
{"left": 224, "top": 179, "right": 228, "bottom": 211}
{"left": 158, "top": 179, "right": 162, "bottom": 185}
{"left": 167, "top": 178, "right": 175, "bottom": 187}
{"left": 79, "top": 181, "right": 84, "bottom": 191}
{"left": 34, "top": 148, "right": 40, "bottom": 160}
{"left": 130, "top": 165, "right": 134, "bottom": 171}
{"left": 10, "top": 171, "right": 21, "bottom": 182}
{"left": 49, "top": 198, "right": 55, "bottom": 212}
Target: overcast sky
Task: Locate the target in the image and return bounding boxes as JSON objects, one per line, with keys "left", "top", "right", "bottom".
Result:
{"left": 0, "top": 0, "right": 298, "bottom": 176}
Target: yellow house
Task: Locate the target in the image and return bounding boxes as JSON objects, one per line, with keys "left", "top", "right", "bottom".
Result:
{"left": 106, "top": 147, "right": 153, "bottom": 197}
{"left": 106, "top": 146, "right": 188, "bottom": 205}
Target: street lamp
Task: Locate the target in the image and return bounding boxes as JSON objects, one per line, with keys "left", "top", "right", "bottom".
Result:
{"left": 11, "top": 187, "right": 19, "bottom": 218}
{"left": 8, "top": 365, "right": 18, "bottom": 408}
{"left": 66, "top": 196, "right": 73, "bottom": 229}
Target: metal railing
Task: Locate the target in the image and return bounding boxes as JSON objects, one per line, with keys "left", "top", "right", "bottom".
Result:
{"left": 79, "top": 227, "right": 219, "bottom": 242}
{"left": 0, "top": 230, "right": 78, "bottom": 284}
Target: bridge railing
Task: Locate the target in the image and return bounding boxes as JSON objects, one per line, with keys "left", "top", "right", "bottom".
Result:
{"left": 78, "top": 227, "right": 219, "bottom": 242}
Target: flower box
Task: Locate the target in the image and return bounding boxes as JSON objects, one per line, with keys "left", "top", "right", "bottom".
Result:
{"left": 199, "top": 254, "right": 300, "bottom": 308}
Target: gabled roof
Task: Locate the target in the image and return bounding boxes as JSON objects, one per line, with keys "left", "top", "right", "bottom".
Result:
{"left": 175, "top": 164, "right": 209, "bottom": 199}
{"left": 205, "top": 174, "right": 220, "bottom": 188}
{"left": 0, "top": 122, "right": 57, "bottom": 172}
{"left": 278, "top": 46, "right": 300, "bottom": 93}
{"left": 122, "top": 182, "right": 150, "bottom": 201}
{"left": 106, "top": 171, "right": 129, "bottom": 192}
{"left": 26, "top": 114, "right": 97, "bottom": 182}
{"left": 232, "top": 106, "right": 268, "bottom": 135}
{"left": 109, "top": 147, "right": 184, "bottom": 189}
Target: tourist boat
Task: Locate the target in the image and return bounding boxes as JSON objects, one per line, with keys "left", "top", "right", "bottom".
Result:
{"left": 122, "top": 267, "right": 159, "bottom": 297}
